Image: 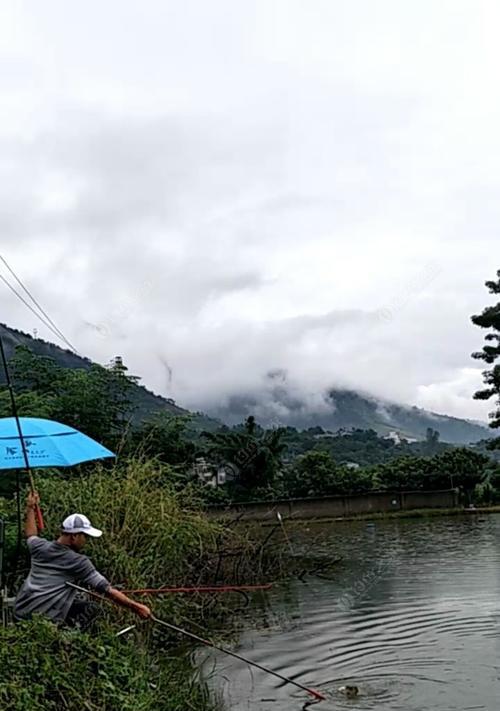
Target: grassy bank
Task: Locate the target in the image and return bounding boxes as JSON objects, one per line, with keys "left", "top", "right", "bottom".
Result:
{"left": 0, "top": 459, "right": 285, "bottom": 711}
{"left": 0, "top": 617, "right": 217, "bottom": 711}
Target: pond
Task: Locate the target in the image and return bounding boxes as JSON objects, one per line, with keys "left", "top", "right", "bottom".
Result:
{"left": 205, "top": 514, "right": 500, "bottom": 710}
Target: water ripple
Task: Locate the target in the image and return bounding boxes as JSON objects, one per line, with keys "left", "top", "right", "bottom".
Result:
{"left": 206, "top": 514, "right": 500, "bottom": 710}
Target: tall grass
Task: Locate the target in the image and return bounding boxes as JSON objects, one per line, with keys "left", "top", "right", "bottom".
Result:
{"left": 38, "top": 459, "right": 220, "bottom": 589}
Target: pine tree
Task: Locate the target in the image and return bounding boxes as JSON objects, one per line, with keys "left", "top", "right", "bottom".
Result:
{"left": 471, "top": 269, "right": 500, "bottom": 447}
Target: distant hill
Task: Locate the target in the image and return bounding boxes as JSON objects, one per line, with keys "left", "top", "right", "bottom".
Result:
{"left": 206, "top": 386, "right": 491, "bottom": 444}
{"left": 0, "top": 323, "right": 218, "bottom": 431}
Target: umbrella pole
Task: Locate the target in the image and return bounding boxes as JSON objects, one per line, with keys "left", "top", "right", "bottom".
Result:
{"left": 0, "top": 337, "right": 44, "bottom": 530}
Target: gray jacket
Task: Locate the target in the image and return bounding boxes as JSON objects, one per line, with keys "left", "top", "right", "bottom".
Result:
{"left": 14, "top": 536, "right": 110, "bottom": 623}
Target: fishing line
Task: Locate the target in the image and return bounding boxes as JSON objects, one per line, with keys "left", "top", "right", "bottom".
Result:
{"left": 0, "top": 258, "right": 77, "bottom": 353}
{"left": 0, "top": 273, "right": 60, "bottom": 338}
{"left": 0, "top": 255, "right": 70, "bottom": 345}
{"left": 276, "top": 511, "right": 295, "bottom": 555}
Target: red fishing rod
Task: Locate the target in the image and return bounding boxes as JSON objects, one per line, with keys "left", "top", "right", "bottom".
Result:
{"left": 66, "top": 582, "right": 326, "bottom": 703}
{"left": 121, "top": 583, "right": 273, "bottom": 595}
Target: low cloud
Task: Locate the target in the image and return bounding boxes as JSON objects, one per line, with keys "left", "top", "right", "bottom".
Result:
{"left": 0, "top": 1, "right": 498, "bottom": 423}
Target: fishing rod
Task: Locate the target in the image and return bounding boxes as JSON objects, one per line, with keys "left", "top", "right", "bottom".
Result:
{"left": 121, "top": 584, "right": 273, "bottom": 595}
{"left": 66, "top": 581, "right": 326, "bottom": 703}
{"left": 0, "top": 335, "right": 44, "bottom": 530}
{"left": 149, "top": 614, "right": 326, "bottom": 702}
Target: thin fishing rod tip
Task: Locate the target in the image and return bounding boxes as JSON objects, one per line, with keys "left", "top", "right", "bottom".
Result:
{"left": 309, "top": 689, "right": 326, "bottom": 701}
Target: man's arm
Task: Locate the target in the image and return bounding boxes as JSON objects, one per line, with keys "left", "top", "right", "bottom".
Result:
{"left": 76, "top": 561, "right": 151, "bottom": 620}
{"left": 24, "top": 491, "right": 40, "bottom": 538}
{"left": 105, "top": 587, "right": 151, "bottom": 619}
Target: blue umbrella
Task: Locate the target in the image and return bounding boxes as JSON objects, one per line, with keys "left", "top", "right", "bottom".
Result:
{"left": 0, "top": 417, "right": 115, "bottom": 469}
{"left": 0, "top": 338, "right": 115, "bottom": 539}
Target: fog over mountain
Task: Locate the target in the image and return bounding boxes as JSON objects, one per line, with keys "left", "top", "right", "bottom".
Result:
{"left": 1, "top": 323, "right": 489, "bottom": 444}
{"left": 205, "top": 369, "right": 489, "bottom": 444}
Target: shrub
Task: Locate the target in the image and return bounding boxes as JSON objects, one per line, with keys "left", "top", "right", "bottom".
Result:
{"left": 0, "top": 616, "right": 216, "bottom": 711}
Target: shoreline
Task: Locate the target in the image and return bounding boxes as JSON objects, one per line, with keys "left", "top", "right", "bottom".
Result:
{"left": 257, "top": 505, "right": 500, "bottom": 526}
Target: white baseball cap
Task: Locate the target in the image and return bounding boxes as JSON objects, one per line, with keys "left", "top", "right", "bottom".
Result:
{"left": 62, "top": 513, "right": 103, "bottom": 538}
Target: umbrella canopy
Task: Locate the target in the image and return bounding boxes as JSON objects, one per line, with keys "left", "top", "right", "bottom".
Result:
{"left": 0, "top": 417, "right": 115, "bottom": 469}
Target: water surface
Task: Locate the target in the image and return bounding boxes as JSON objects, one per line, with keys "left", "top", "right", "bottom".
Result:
{"left": 207, "top": 514, "right": 500, "bottom": 710}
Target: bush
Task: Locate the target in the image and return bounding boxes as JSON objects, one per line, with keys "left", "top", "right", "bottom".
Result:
{"left": 0, "top": 616, "right": 216, "bottom": 711}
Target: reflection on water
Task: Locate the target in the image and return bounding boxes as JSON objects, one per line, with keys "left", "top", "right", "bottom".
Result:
{"left": 205, "top": 515, "right": 500, "bottom": 710}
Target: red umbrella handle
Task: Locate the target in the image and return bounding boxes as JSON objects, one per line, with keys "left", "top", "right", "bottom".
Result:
{"left": 35, "top": 503, "right": 44, "bottom": 531}
{"left": 27, "top": 470, "right": 44, "bottom": 531}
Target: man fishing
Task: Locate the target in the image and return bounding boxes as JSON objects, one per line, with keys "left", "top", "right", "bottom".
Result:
{"left": 14, "top": 491, "right": 151, "bottom": 629}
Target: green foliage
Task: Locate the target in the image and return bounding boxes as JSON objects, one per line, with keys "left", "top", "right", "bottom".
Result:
{"left": 280, "top": 426, "right": 451, "bottom": 466}
{"left": 488, "top": 463, "right": 500, "bottom": 490}
{"left": 196, "top": 419, "right": 496, "bottom": 504}
{"left": 284, "top": 451, "right": 344, "bottom": 497}
{"left": 314, "top": 428, "right": 397, "bottom": 465}
{"left": 0, "top": 389, "right": 56, "bottom": 419}
{"left": 133, "top": 414, "right": 197, "bottom": 467}
{"left": 0, "top": 617, "right": 215, "bottom": 711}
{"left": 374, "top": 449, "right": 488, "bottom": 501}
{"left": 1, "top": 458, "right": 290, "bottom": 710}
{"left": 52, "top": 363, "right": 135, "bottom": 445}
{"left": 431, "top": 448, "right": 490, "bottom": 503}
{"left": 202, "top": 416, "right": 287, "bottom": 490}
{"left": 1, "top": 347, "right": 138, "bottom": 448}
{"left": 280, "top": 448, "right": 491, "bottom": 503}
{"left": 198, "top": 483, "right": 232, "bottom": 505}
{"left": 0, "top": 495, "right": 18, "bottom": 585}
{"left": 472, "top": 269, "right": 500, "bottom": 443}
{"left": 283, "top": 451, "right": 373, "bottom": 498}
{"left": 372, "top": 456, "right": 441, "bottom": 491}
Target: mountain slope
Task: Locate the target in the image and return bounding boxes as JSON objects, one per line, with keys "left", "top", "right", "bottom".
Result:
{"left": 206, "top": 386, "right": 490, "bottom": 444}
{"left": 0, "top": 323, "right": 195, "bottom": 425}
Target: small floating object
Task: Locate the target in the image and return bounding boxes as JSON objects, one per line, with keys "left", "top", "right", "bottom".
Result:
{"left": 338, "top": 685, "right": 359, "bottom": 698}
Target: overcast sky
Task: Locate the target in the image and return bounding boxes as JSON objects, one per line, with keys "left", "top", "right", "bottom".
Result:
{"left": 1, "top": 1, "right": 499, "bottom": 422}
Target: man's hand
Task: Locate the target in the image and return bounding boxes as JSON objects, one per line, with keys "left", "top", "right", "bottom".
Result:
{"left": 27, "top": 491, "right": 40, "bottom": 509}
{"left": 134, "top": 602, "right": 152, "bottom": 619}
{"left": 106, "top": 587, "right": 153, "bottom": 619}
{"left": 24, "top": 490, "right": 41, "bottom": 538}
